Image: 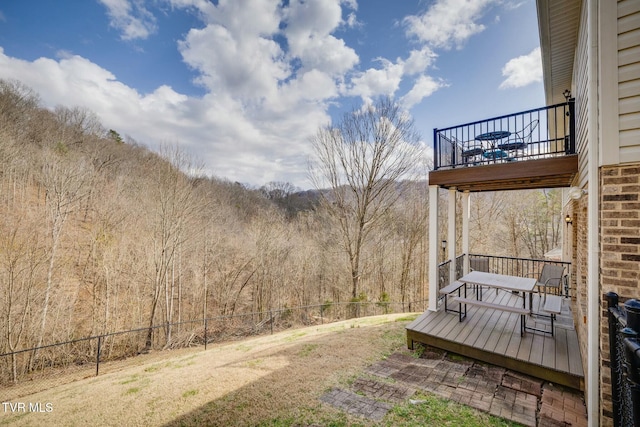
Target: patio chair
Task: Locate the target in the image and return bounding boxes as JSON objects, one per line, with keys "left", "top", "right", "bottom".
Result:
{"left": 498, "top": 119, "right": 540, "bottom": 153}
{"left": 470, "top": 257, "right": 489, "bottom": 273}
{"left": 527, "top": 264, "right": 565, "bottom": 335}
{"left": 530, "top": 264, "right": 565, "bottom": 302}
{"left": 470, "top": 256, "right": 490, "bottom": 298}
{"left": 461, "top": 141, "right": 484, "bottom": 164}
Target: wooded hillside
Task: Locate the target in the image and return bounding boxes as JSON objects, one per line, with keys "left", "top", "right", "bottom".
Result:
{"left": 0, "top": 79, "right": 562, "bottom": 360}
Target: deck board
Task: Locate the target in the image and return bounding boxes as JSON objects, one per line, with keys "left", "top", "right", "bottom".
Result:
{"left": 485, "top": 309, "right": 511, "bottom": 353}
{"left": 406, "top": 292, "right": 584, "bottom": 391}
{"left": 567, "top": 328, "right": 583, "bottom": 376}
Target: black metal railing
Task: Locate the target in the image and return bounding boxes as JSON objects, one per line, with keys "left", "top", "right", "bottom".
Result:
{"left": 607, "top": 292, "right": 640, "bottom": 427}
{"left": 437, "top": 253, "right": 572, "bottom": 298}
{"left": 433, "top": 100, "right": 575, "bottom": 170}
{"left": 0, "top": 300, "right": 426, "bottom": 401}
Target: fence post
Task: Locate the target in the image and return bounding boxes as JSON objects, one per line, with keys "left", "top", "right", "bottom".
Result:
{"left": 626, "top": 300, "right": 640, "bottom": 332}
{"left": 204, "top": 318, "right": 208, "bottom": 351}
{"left": 270, "top": 311, "right": 274, "bottom": 335}
{"left": 320, "top": 304, "right": 324, "bottom": 325}
{"left": 623, "top": 337, "right": 640, "bottom": 427}
{"left": 96, "top": 336, "right": 102, "bottom": 377}
{"left": 607, "top": 292, "right": 622, "bottom": 427}
{"left": 625, "top": 299, "right": 640, "bottom": 426}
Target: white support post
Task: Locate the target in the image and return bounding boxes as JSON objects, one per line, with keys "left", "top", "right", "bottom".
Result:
{"left": 448, "top": 188, "right": 457, "bottom": 283}
{"left": 462, "top": 191, "right": 470, "bottom": 275}
{"left": 428, "top": 185, "right": 439, "bottom": 312}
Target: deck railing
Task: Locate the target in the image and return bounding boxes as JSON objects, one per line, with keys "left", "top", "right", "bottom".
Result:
{"left": 606, "top": 292, "right": 640, "bottom": 427}
{"left": 437, "top": 253, "right": 572, "bottom": 299}
{"left": 433, "top": 100, "right": 575, "bottom": 170}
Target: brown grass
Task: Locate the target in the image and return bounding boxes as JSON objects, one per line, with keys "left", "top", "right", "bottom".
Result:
{"left": 0, "top": 314, "right": 417, "bottom": 426}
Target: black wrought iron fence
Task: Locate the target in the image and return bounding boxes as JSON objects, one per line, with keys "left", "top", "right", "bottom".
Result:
{"left": 606, "top": 292, "right": 640, "bottom": 427}
{"left": 0, "top": 300, "right": 426, "bottom": 401}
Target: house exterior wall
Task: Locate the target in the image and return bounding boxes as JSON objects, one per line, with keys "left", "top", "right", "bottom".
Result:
{"left": 599, "top": 2, "right": 640, "bottom": 425}
{"left": 599, "top": 163, "right": 640, "bottom": 425}
{"left": 567, "top": 1, "right": 640, "bottom": 424}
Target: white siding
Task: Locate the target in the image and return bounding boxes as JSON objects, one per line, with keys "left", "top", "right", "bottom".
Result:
{"left": 618, "top": 0, "right": 640, "bottom": 161}
{"left": 573, "top": 1, "right": 590, "bottom": 188}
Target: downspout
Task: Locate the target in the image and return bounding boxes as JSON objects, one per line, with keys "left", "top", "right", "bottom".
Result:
{"left": 587, "top": 0, "right": 600, "bottom": 424}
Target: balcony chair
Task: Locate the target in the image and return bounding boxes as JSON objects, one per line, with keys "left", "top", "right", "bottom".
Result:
{"left": 498, "top": 119, "right": 540, "bottom": 154}
{"left": 461, "top": 141, "right": 484, "bottom": 164}
{"left": 531, "top": 263, "right": 565, "bottom": 301}
{"left": 469, "top": 256, "right": 490, "bottom": 298}
{"left": 527, "top": 264, "right": 566, "bottom": 335}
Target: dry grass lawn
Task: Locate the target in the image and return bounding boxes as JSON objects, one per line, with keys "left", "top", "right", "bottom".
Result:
{"left": 1, "top": 313, "right": 418, "bottom": 426}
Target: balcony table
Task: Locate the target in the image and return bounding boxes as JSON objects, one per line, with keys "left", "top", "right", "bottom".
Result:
{"left": 475, "top": 130, "right": 511, "bottom": 142}
{"left": 475, "top": 131, "right": 511, "bottom": 161}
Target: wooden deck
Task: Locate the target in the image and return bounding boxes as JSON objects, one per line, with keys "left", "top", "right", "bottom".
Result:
{"left": 406, "top": 290, "right": 584, "bottom": 391}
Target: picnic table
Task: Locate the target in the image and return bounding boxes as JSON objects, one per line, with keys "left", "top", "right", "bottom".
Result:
{"left": 455, "top": 271, "right": 537, "bottom": 336}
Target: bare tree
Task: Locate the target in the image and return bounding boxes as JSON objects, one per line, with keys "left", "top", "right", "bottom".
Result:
{"left": 141, "top": 145, "right": 203, "bottom": 350}
{"left": 36, "top": 149, "right": 91, "bottom": 351}
{"left": 309, "top": 97, "right": 424, "bottom": 299}
{"left": 520, "top": 189, "right": 562, "bottom": 258}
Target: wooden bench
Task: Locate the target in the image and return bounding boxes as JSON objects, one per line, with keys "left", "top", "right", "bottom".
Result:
{"left": 452, "top": 296, "right": 529, "bottom": 336}
{"left": 543, "top": 295, "right": 562, "bottom": 314}
{"left": 439, "top": 281, "right": 466, "bottom": 315}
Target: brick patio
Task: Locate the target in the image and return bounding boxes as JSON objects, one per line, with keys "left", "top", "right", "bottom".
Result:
{"left": 320, "top": 348, "right": 587, "bottom": 426}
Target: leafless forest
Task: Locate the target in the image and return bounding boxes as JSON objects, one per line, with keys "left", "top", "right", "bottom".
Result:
{"left": 0, "top": 80, "right": 561, "bottom": 369}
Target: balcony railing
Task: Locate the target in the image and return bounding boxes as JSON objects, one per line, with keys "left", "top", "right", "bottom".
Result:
{"left": 433, "top": 100, "right": 575, "bottom": 170}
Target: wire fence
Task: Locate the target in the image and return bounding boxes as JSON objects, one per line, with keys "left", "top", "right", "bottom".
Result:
{"left": 606, "top": 292, "right": 640, "bottom": 427}
{"left": 0, "top": 300, "right": 426, "bottom": 401}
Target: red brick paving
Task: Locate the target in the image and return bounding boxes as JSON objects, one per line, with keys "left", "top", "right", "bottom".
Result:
{"left": 321, "top": 348, "right": 588, "bottom": 426}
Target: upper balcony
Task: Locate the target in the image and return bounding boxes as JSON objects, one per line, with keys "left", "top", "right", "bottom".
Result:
{"left": 429, "top": 101, "right": 578, "bottom": 192}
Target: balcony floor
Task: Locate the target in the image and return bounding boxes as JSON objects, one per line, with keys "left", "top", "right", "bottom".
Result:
{"left": 406, "top": 291, "right": 584, "bottom": 391}
{"left": 428, "top": 155, "right": 578, "bottom": 192}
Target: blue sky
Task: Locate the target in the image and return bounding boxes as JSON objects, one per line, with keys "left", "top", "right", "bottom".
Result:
{"left": 0, "top": 0, "right": 544, "bottom": 188}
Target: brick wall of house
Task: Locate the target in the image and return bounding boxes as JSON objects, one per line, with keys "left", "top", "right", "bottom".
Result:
{"left": 568, "top": 185, "right": 589, "bottom": 413}
{"left": 599, "top": 163, "right": 640, "bottom": 425}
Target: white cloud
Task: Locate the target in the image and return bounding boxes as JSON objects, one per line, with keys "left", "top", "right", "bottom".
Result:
{"left": 0, "top": 0, "right": 450, "bottom": 186}
{"left": 403, "top": 0, "right": 496, "bottom": 50}
{"left": 283, "top": 0, "right": 359, "bottom": 76}
{"left": 179, "top": 24, "right": 289, "bottom": 100}
{"left": 347, "top": 46, "right": 441, "bottom": 104}
{"left": 499, "top": 47, "right": 542, "bottom": 89}
{"left": 401, "top": 75, "right": 446, "bottom": 109}
{"left": 349, "top": 58, "right": 404, "bottom": 101}
{"left": 98, "top": 0, "right": 157, "bottom": 40}
{"left": 403, "top": 48, "right": 437, "bottom": 75}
